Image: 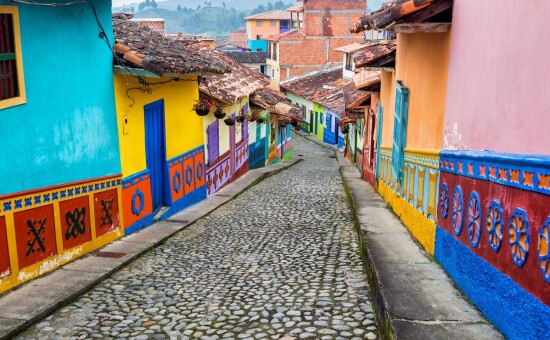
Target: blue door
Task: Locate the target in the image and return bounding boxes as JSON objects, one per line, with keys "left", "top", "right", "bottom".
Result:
{"left": 144, "top": 100, "right": 167, "bottom": 212}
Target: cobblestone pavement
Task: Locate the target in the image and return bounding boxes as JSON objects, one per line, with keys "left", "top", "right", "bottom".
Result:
{"left": 18, "top": 134, "right": 377, "bottom": 340}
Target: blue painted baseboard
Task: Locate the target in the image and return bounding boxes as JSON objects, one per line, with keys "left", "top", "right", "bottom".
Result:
{"left": 125, "top": 213, "right": 154, "bottom": 235}
{"left": 434, "top": 226, "right": 550, "bottom": 339}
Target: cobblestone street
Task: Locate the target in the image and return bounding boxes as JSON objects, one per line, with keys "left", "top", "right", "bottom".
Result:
{"left": 18, "top": 134, "right": 377, "bottom": 340}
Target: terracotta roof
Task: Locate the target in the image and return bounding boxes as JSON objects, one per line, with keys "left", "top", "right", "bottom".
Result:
{"left": 186, "top": 43, "right": 269, "bottom": 105}
{"left": 353, "top": 40, "right": 396, "bottom": 68}
{"left": 266, "top": 29, "right": 304, "bottom": 42}
{"left": 223, "top": 51, "right": 268, "bottom": 64}
{"left": 249, "top": 87, "right": 302, "bottom": 118}
{"left": 351, "top": 0, "right": 452, "bottom": 33}
{"left": 287, "top": 4, "right": 304, "bottom": 12}
{"left": 244, "top": 10, "right": 292, "bottom": 21}
{"left": 353, "top": 70, "right": 381, "bottom": 91}
{"left": 334, "top": 41, "right": 377, "bottom": 54}
{"left": 112, "top": 14, "right": 228, "bottom": 76}
{"left": 281, "top": 67, "right": 355, "bottom": 115}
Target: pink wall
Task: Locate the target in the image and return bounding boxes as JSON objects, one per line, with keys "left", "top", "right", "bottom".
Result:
{"left": 443, "top": 0, "right": 550, "bottom": 155}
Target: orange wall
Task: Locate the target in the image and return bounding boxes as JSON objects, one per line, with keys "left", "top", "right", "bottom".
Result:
{"left": 395, "top": 31, "right": 451, "bottom": 150}
{"left": 246, "top": 20, "right": 281, "bottom": 40}
{"left": 380, "top": 70, "right": 396, "bottom": 147}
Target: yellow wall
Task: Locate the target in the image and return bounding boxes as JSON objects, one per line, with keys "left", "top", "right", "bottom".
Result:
{"left": 114, "top": 74, "right": 202, "bottom": 176}
{"left": 395, "top": 31, "right": 451, "bottom": 150}
{"left": 380, "top": 70, "right": 396, "bottom": 147}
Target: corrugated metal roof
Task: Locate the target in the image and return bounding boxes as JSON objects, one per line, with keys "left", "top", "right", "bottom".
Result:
{"left": 224, "top": 51, "right": 268, "bottom": 64}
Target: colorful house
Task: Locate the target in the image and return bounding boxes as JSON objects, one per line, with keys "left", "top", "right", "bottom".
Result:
{"left": 0, "top": 1, "right": 123, "bottom": 293}
{"left": 185, "top": 43, "right": 268, "bottom": 196}
{"left": 354, "top": 0, "right": 550, "bottom": 337}
{"left": 281, "top": 67, "right": 359, "bottom": 149}
{"left": 112, "top": 14, "right": 229, "bottom": 233}
{"left": 244, "top": 10, "right": 292, "bottom": 52}
{"left": 343, "top": 41, "right": 395, "bottom": 186}
{"left": 435, "top": 1, "right": 550, "bottom": 337}
{"left": 249, "top": 87, "right": 302, "bottom": 165}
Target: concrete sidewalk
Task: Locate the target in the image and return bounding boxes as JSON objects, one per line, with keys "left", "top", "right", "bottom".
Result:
{"left": 295, "top": 131, "right": 503, "bottom": 339}
{"left": 0, "top": 157, "right": 301, "bottom": 339}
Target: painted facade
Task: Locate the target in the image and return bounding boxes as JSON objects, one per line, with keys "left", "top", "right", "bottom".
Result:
{"left": 376, "top": 30, "right": 451, "bottom": 255}
{"left": 245, "top": 10, "right": 292, "bottom": 52}
{"left": 0, "top": 1, "right": 123, "bottom": 293}
{"left": 114, "top": 75, "right": 207, "bottom": 233}
{"left": 248, "top": 111, "right": 269, "bottom": 169}
{"left": 204, "top": 101, "right": 250, "bottom": 196}
{"left": 312, "top": 103, "right": 325, "bottom": 141}
{"left": 434, "top": 1, "right": 550, "bottom": 337}
{"left": 286, "top": 92, "right": 312, "bottom": 133}
{"left": 351, "top": 1, "right": 550, "bottom": 336}
{"left": 362, "top": 95, "right": 380, "bottom": 187}
{"left": 322, "top": 108, "right": 340, "bottom": 146}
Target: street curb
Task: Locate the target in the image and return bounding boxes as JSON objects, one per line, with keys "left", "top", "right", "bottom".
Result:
{"left": 0, "top": 157, "right": 302, "bottom": 339}
{"left": 293, "top": 132, "right": 503, "bottom": 340}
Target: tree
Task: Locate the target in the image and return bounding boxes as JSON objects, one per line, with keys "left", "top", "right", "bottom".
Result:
{"left": 145, "top": 0, "right": 150, "bottom": 7}
{"left": 151, "top": 0, "right": 157, "bottom": 8}
{"left": 130, "top": 6, "right": 134, "bottom": 12}
{"left": 177, "top": 4, "right": 182, "bottom": 11}
{"left": 138, "top": 2, "right": 144, "bottom": 11}
{"left": 267, "top": 2, "right": 273, "bottom": 11}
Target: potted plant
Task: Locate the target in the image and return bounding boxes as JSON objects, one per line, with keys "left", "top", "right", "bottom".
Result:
{"left": 341, "top": 125, "right": 350, "bottom": 134}
{"left": 193, "top": 98, "right": 212, "bottom": 116}
{"left": 236, "top": 115, "right": 246, "bottom": 123}
{"left": 290, "top": 119, "right": 298, "bottom": 127}
{"left": 224, "top": 117, "right": 235, "bottom": 126}
{"left": 256, "top": 116, "right": 264, "bottom": 124}
{"left": 214, "top": 107, "right": 226, "bottom": 119}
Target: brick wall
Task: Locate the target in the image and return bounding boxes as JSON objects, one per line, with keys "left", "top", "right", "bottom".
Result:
{"left": 303, "top": 0, "right": 366, "bottom": 11}
{"left": 276, "top": 0, "right": 366, "bottom": 82}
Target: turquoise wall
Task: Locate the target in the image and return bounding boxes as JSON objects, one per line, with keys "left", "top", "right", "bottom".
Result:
{"left": 0, "top": 0, "right": 120, "bottom": 195}
{"left": 247, "top": 39, "right": 268, "bottom": 52}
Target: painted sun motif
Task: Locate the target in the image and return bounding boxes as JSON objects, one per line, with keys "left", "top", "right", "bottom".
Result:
{"left": 538, "top": 218, "right": 550, "bottom": 283}
{"left": 452, "top": 186, "right": 464, "bottom": 236}
{"left": 509, "top": 208, "right": 530, "bottom": 267}
{"left": 486, "top": 200, "right": 503, "bottom": 253}
{"left": 467, "top": 192, "right": 482, "bottom": 248}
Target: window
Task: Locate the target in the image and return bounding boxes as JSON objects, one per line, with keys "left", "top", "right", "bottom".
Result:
{"left": 260, "top": 65, "right": 266, "bottom": 75}
{"left": 301, "top": 105, "right": 306, "bottom": 119}
{"left": 392, "top": 81, "right": 409, "bottom": 183}
{"left": 256, "top": 35, "right": 263, "bottom": 40}
{"left": 272, "top": 43, "right": 278, "bottom": 61}
{"left": 0, "top": 7, "right": 25, "bottom": 109}
{"left": 345, "top": 53, "right": 353, "bottom": 71}
{"left": 206, "top": 120, "right": 219, "bottom": 164}
{"left": 256, "top": 21, "right": 263, "bottom": 27}
{"left": 270, "top": 21, "right": 276, "bottom": 27}
{"left": 319, "top": 112, "right": 323, "bottom": 123}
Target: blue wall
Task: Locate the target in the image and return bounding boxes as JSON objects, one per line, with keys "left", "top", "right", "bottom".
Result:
{"left": 0, "top": 0, "right": 121, "bottom": 195}
{"left": 249, "top": 138, "right": 267, "bottom": 169}
{"left": 435, "top": 227, "right": 550, "bottom": 339}
{"left": 247, "top": 39, "right": 268, "bottom": 52}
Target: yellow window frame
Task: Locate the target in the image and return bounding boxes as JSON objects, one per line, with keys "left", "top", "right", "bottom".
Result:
{"left": 0, "top": 6, "right": 26, "bottom": 110}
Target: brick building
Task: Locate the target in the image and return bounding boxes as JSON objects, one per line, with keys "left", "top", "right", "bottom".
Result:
{"left": 266, "top": 0, "right": 366, "bottom": 88}
{"left": 229, "top": 27, "right": 247, "bottom": 50}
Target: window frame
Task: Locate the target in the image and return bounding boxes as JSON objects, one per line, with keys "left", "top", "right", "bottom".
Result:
{"left": 0, "top": 6, "right": 26, "bottom": 110}
{"left": 270, "top": 21, "right": 276, "bottom": 27}
{"left": 256, "top": 20, "right": 263, "bottom": 27}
